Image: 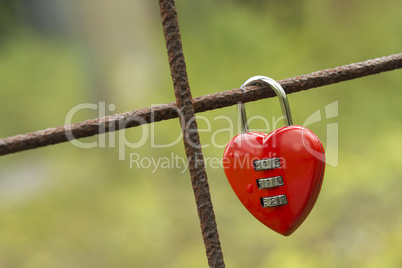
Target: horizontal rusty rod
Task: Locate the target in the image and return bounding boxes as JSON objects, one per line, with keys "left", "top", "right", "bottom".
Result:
{"left": 0, "top": 52, "right": 401, "bottom": 156}
{"left": 159, "top": 0, "right": 225, "bottom": 266}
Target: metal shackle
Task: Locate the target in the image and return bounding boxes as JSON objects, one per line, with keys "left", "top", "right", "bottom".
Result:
{"left": 238, "top": 76, "right": 293, "bottom": 134}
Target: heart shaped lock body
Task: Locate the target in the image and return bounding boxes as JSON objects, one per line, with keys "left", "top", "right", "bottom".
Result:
{"left": 223, "top": 125, "right": 325, "bottom": 236}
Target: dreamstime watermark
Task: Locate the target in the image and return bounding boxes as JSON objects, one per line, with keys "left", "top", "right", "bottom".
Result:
{"left": 64, "top": 101, "right": 339, "bottom": 168}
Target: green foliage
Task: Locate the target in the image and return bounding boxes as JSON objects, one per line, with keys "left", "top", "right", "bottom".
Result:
{"left": 0, "top": 0, "right": 402, "bottom": 267}
{"left": 0, "top": 0, "right": 20, "bottom": 38}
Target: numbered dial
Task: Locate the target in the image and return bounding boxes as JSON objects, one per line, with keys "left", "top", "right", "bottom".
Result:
{"left": 261, "top": 195, "right": 288, "bottom": 208}
{"left": 253, "top": 158, "right": 281, "bottom": 171}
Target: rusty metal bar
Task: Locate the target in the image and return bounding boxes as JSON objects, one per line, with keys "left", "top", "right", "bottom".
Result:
{"left": 0, "top": 53, "right": 402, "bottom": 156}
{"left": 159, "top": 1, "right": 225, "bottom": 267}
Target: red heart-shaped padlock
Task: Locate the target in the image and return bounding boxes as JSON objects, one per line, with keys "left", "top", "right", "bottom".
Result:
{"left": 223, "top": 76, "right": 325, "bottom": 236}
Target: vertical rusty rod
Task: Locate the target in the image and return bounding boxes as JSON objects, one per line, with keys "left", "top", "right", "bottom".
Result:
{"left": 159, "top": 0, "right": 225, "bottom": 267}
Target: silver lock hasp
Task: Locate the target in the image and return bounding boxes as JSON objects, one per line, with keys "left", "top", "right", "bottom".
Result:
{"left": 238, "top": 76, "right": 293, "bottom": 134}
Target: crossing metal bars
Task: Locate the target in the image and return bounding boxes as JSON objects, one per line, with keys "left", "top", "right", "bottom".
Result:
{"left": 0, "top": 1, "right": 402, "bottom": 266}
{"left": 0, "top": 53, "right": 401, "bottom": 156}
{"left": 159, "top": 0, "right": 225, "bottom": 266}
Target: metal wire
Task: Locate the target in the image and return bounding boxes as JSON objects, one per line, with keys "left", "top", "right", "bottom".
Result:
{"left": 0, "top": 0, "right": 400, "bottom": 265}
{"left": 0, "top": 53, "right": 402, "bottom": 157}
{"left": 159, "top": 0, "right": 225, "bottom": 266}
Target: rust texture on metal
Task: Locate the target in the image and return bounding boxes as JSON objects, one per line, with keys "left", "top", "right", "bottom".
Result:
{"left": 1, "top": 53, "right": 402, "bottom": 156}
{"left": 159, "top": 0, "right": 225, "bottom": 267}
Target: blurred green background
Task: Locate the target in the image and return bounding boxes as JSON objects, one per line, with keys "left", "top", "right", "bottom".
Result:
{"left": 0, "top": 0, "right": 401, "bottom": 267}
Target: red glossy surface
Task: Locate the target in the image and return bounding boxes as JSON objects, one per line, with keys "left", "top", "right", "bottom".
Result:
{"left": 223, "top": 126, "right": 325, "bottom": 236}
